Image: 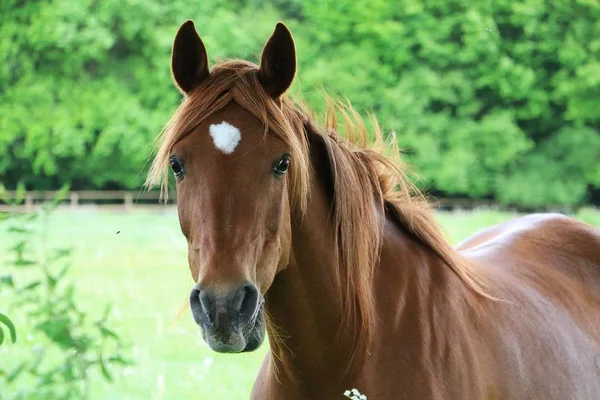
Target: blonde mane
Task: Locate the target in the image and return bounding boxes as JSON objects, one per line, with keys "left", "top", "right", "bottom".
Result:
{"left": 146, "top": 60, "right": 493, "bottom": 358}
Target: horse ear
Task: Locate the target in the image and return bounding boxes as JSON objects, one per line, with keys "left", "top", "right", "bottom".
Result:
{"left": 171, "top": 20, "right": 209, "bottom": 94}
{"left": 258, "top": 22, "right": 296, "bottom": 98}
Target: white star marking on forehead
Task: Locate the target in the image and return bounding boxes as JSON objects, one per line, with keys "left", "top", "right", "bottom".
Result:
{"left": 209, "top": 121, "right": 241, "bottom": 154}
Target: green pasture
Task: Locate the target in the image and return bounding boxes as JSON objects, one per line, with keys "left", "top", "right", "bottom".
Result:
{"left": 1, "top": 208, "right": 599, "bottom": 399}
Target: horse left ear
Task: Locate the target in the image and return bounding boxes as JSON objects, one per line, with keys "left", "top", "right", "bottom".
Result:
{"left": 258, "top": 22, "right": 296, "bottom": 99}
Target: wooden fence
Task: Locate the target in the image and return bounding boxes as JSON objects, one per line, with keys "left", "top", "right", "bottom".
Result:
{"left": 0, "top": 190, "right": 507, "bottom": 213}
{"left": 0, "top": 190, "right": 177, "bottom": 212}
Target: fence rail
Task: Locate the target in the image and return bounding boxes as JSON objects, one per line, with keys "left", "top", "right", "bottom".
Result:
{"left": 0, "top": 190, "right": 177, "bottom": 212}
{"left": 0, "top": 190, "right": 578, "bottom": 213}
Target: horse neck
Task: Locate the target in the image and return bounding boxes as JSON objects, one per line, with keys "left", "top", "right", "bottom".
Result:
{"left": 263, "top": 131, "right": 483, "bottom": 395}
{"left": 262, "top": 138, "right": 352, "bottom": 392}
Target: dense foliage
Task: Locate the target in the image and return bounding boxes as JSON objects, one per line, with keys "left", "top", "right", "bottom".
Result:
{"left": 1, "top": 0, "right": 599, "bottom": 206}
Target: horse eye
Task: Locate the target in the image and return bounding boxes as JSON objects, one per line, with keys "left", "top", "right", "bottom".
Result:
{"left": 169, "top": 156, "right": 185, "bottom": 180}
{"left": 273, "top": 154, "right": 290, "bottom": 177}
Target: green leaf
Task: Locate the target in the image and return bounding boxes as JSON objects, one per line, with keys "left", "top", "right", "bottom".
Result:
{"left": 48, "top": 248, "right": 72, "bottom": 262}
{"left": 14, "top": 259, "right": 37, "bottom": 267}
{"left": 6, "top": 362, "right": 27, "bottom": 383}
{"left": 23, "top": 281, "right": 41, "bottom": 290}
{"left": 1, "top": 274, "right": 15, "bottom": 287}
{"left": 8, "top": 226, "right": 30, "bottom": 234}
{"left": 98, "top": 325, "right": 119, "bottom": 341}
{"left": 35, "top": 318, "right": 74, "bottom": 349}
{"left": 10, "top": 240, "right": 26, "bottom": 254}
{"left": 0, "top": 312, "right": 17, "bottom": 344}
{"left": 45, "top": 265, "right": 70, "bottom": 291}
{"left": 99, "top": 355, "right": 113, "bottom": 382}
{"left": 46, "top": 273, "right": 58, "bottom": 290}
{"left": 108, "top": 354, "right": 133, "bottom": 366}
{"left": 55, "top": 265, "right": 71, "bottom": 281}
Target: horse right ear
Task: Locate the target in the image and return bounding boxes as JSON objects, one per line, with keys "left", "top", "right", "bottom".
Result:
{"left": 171, "top": 20, "right": 209, "bottom": 94}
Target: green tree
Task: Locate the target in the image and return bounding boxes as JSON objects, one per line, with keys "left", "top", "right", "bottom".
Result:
{"left": 1, "top": 0, "right": 599, "bottom": 206}
{"left": 290, "top": 0, "right": 600, "bottom": 206}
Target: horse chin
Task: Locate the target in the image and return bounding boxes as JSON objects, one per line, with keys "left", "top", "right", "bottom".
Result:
{"left": 202, "top": 309, "right": 266, "bottom": 354}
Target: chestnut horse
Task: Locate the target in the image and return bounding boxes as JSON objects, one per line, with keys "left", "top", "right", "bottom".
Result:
{"left": 146, "top": 21, "right": 600, "bottom": 399}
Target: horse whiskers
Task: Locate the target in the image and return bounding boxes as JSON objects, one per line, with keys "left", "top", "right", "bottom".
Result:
{"left": 264, "top": 310, "right": 293, "bottom": 356}
{"left": 242, "top": 301, "right": 265, "bottom": 335}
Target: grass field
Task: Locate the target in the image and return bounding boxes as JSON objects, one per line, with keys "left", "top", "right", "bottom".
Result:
{"left": 1, "top": 207, "right": 599, "bottom": 399}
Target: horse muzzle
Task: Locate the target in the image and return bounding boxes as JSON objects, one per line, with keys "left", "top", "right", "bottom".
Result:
{"left": 189, "top": 281, "right": 265, "bottom": 353}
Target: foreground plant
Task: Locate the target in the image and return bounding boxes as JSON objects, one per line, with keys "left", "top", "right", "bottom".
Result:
{"left": 0, "top": 185, "right": 131, "bottom": 399}
{"left": 0, "top": 311, "right": 16, "bottom": 345}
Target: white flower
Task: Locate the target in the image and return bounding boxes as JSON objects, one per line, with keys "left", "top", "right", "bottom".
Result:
{"left": 344, "top": 388, "right": 367, "bottom": 399}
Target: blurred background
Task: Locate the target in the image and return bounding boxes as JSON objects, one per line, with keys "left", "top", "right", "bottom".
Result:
{"left": 0, "top": 0, "right": 599, "bottom": 399}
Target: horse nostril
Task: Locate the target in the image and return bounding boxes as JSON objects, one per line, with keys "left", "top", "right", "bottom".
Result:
{"left": 189, "top": 286, "right": 214, "bottom": 324}
{"left": 189, "top": 287, "right": 200, "bottom": 311}
{"left": 234, "top": 283, "right": 260, "bottom": 323}
{"left": 199, "top": 290, "right": 213, "bottom": 317}
{"left": 189, "top": 283, "right": 260, "bottom": 329}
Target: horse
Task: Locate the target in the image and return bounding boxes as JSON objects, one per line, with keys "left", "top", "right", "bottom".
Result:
{"left": 145, "top": 20, "right": 600, "bottom": 399}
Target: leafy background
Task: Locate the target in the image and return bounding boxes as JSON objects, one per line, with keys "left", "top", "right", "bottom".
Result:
{"left": 1, "top": 0, "right": 599, "bottom": 207}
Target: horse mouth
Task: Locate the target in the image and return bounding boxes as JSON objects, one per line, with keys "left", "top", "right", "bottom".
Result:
{"left": 201, "top": 304, "right": 266, "bottom": 353}
{"left": 241, "top": 303, "right": 266, "bottom": 352}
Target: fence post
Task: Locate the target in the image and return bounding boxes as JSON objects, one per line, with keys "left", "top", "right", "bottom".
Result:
{"left": 70, "top": 192, "right": 79, "bottom": 209}
{"left": 124, "top": 192, "right": 133, "bottom": 212}
{"left": 25, "top": 193, "right": 33, "bottom": 212}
